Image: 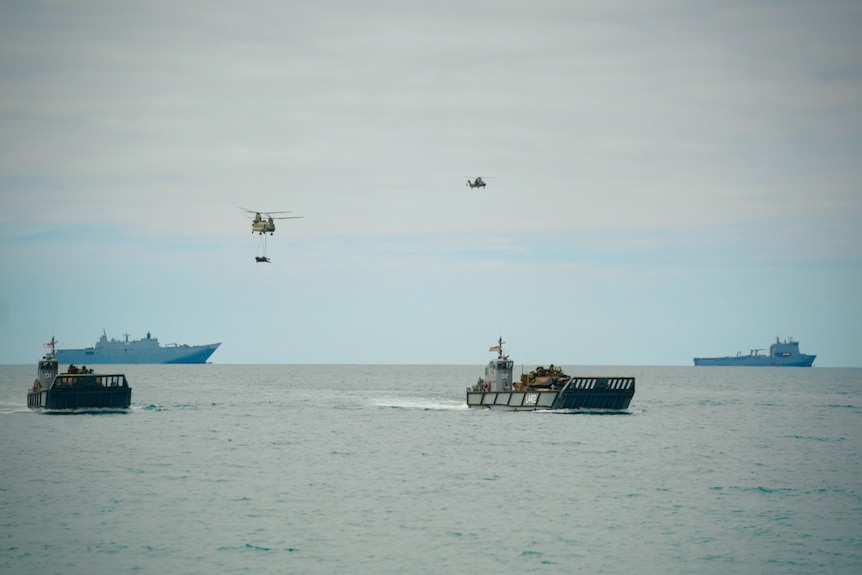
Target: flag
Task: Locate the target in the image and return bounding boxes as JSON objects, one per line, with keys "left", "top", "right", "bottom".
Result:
{"left": 489, "top": 345, "right": 500, "bottom": 352}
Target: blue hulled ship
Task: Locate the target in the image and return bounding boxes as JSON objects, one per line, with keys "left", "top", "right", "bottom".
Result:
{"left": 694, "top": 337, "right": 816, "bottom": 367}
{"left": 56, "top": 331, "right": 220, "bottom": 364}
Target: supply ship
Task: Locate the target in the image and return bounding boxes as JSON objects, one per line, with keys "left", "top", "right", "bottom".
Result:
{"left": 28, "top": 338, "right": 131, "bottom": 409}
{"left": 693, "top": 337, "right": 816, "bottom": 367}
{"left": 467, "top": 338, "right": 635, "bottom": 411}
{"left": 56, "top": 331, "right": 220, "bottom": 364}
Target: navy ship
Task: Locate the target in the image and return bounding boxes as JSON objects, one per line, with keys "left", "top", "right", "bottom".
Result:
{"left": 28, "top": 338, "right": 132, "bottom": 409}
{"left": 693, "top": 337, "right": 816, "bottom": 367}
{"left": 56, "top": 331, "right": 220, "bottom": 364}
{"left": 467, "top": 338, "right": 635, "bottom": 411}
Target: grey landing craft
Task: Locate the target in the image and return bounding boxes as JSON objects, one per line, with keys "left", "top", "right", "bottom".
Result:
{"left": 467, "top": 338, "right": 635, "bottom": 411}
{"left": 28, "top": 338, "right": 132, "bottom": 409}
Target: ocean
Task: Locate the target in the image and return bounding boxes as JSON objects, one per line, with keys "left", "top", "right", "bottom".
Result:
{"left": 1, "top": 364, "right": 860, "bottom": 575}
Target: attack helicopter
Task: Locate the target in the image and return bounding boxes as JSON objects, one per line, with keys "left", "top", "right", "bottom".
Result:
{"left": 465, "top": 177, "right": 490, "bottom": 189}
{"left": 240, "top": 207, "right": 303, "bottom": 263}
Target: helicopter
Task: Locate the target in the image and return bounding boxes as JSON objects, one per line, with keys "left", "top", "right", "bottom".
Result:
{"left": 240, "top": 207, "right": 303, "bottom": 235}
{"left": 240, "top": 207, "right": 303, "bottom": 263}
{"left": 465, "top": 177, "right": 490, "bottom": 189}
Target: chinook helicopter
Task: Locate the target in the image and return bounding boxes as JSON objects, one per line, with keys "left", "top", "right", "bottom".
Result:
{"left": 240, "top": 207, "right": 303, "bottom": 263}
{"left": 465, "top": 177, "right": 490, "bottom": 189}
{"left": 240, "top": 208, "right": 303, "bottom": 235}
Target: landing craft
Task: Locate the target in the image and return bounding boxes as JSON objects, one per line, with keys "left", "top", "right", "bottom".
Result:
{"left": 240, "top": 207, "right": 303, "bottom": 263}
{"left": 467, "top": 337, "right": 635, "bottom": 411}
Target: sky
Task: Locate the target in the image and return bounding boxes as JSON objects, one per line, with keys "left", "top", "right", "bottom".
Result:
{"left": 1, "top": 0, "right": 861, "bottom": 366}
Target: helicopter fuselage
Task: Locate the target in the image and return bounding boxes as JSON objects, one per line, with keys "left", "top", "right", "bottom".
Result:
{"left": 252, "top": 220, "right": 276, "bottom": 234}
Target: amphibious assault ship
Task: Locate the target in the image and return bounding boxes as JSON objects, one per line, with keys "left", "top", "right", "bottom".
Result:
{"left": 693, "top": 337, "right": 816, "bottom": 367}
{"left": 467, "top": 338, "right": 635, "bottom": 411}
{"left": 56, "top": 331, "right": 220, "bottom": 364}
{"left": 28, "top": 338, "right": 132, "bottom": 409}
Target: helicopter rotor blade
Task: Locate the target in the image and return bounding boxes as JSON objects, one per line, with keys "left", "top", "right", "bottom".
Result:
{"left": 239, "top": 207, "right": 294, "bottom": 215}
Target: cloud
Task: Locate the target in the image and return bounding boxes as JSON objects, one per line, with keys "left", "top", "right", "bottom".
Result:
{"left": 1, "top": 1, "right": 860, "bottom": 364}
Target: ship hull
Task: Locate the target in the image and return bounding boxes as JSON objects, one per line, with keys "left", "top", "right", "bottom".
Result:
{"left": 467, "top": 377, "right": 635, "bottom": 411}
{"left": 27, "top": 372, "right": 132, "bottom": 409}
{"left": 56, "top": 343, "right": 219, "bottom": 364}
{"left": 28, "top": 387, "right": 131, "bottom": 409}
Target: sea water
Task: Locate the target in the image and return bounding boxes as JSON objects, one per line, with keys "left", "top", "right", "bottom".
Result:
{"left": 0, "top": 364, "right": 860, "bottom": 575}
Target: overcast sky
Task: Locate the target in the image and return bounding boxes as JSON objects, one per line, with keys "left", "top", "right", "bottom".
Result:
{"left": 1, "top": 1, "right": 860, "bottom": 366}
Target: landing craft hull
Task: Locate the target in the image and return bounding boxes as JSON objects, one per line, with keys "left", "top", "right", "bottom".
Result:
{"left": 467, "top": 377, "right": 635, "bottom": 411}
{"left": 28, "top": 386, "right": 131, "bottom": 409}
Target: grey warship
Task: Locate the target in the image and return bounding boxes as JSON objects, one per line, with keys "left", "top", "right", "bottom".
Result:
{"left": 27, "top": 338, "right": 132, "bottom": 409}
{"left": 467, "top": 338, "right": 635, "bottom": 411}
{"left": 694, "top": 337, "right": 816, "bottom": 367}
{"left": 56, "top": 330, "right": 220, "bottom": 364}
